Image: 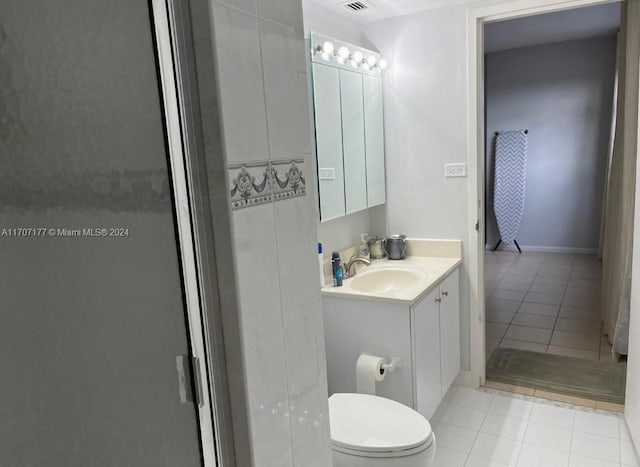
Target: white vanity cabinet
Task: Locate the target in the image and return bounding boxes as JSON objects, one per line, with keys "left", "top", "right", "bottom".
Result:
{"left": 413, "top": 270, "right": 460, "bottom": 418}
{"left": 322, "top": 267, "right": 460, "bottom": 420}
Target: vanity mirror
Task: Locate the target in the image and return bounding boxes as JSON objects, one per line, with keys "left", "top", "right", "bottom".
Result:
{"left": 310, "top": 33, "right": 387, "bottom": 221}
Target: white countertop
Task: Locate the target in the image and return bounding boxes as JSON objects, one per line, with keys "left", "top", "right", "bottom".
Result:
{"left": 321, "top": 255, "right": 462, "bottom": 305}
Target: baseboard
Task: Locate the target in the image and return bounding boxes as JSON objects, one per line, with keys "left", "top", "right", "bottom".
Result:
{"left": 484, "top": 244, "right": 597, "bottom": 254}
{"left": 454, "top": 370, "right": 475, "bottom": 388}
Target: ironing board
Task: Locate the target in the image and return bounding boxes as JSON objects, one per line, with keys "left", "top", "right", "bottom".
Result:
{"left": 493, "top": 130, "right": 528, "bottom": 253}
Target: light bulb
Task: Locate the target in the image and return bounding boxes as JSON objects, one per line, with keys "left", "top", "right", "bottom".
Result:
{"left": 366, "top": 55, "right": 377, "bottom": 68}
{"left": 338, "top": 46, "right": 350, "bottom": 59}
{"left": 378, "top": 58, "right": 388, "bottom": 70}
{"left": 322, "top": 41, "right": 334, "bottom": 54}
{"left": 320, "top": 51, "right": 330, "bottom": 61}
{"left": 362, "top": 63, "right": 370, "bottom": 71}
{"left": 353, "top": 50, "right": 363, "bottom": 64}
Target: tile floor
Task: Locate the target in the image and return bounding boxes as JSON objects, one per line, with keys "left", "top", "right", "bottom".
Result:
{"left": 484, "top": 251, "right": 613, "bottom": 362}
{"left": 431, "top": 386, "right": 639, "bottom": 467}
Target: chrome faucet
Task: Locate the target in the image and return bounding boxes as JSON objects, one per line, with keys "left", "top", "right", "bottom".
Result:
{"left": 345, "top": 255, "right": 371, "bottom": 278}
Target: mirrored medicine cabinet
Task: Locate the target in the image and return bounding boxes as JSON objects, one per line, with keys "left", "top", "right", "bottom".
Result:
{"left": 309, "top": 33, "right": 387, "bottom": 222}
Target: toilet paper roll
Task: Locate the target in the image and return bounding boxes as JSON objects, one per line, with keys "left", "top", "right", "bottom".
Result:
{"left": 356, "top": 354, "right": 387, "bottom": 395}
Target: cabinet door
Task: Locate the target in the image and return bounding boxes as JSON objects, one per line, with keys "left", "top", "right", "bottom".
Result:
{"left": 412, "top": 289, "right": 442, "bottom": 419}
{"left": 439, "top": 270, "right": 460, "bottom": 396}
{"left": 339, "top": 69, "right": 368, "bottom": 214}
{"left": 312, "top": 63, "right": 345, "bottom": 221}
{"left": 363, "top": 74, "right": 386, "bottom": 207}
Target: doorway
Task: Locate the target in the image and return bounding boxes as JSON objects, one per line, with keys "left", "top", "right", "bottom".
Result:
{"left": 481, "top": 3, "right": 626, "bottom": 404}
{"left": 467, "top": 0, "right": 636, "bottom": 402}
{"left": 0, "top": 0, "right": 216, "bottom": 465}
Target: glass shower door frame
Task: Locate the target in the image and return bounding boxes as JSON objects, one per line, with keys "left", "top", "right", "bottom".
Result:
{"left": 151, "top": 0, "right": 217, "bottom": 464}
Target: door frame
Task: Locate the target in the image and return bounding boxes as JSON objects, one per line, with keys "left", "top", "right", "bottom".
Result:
{"left": 151, "top": 0, "right": 220, "bottom": 464}
{"left": 466, "top": 0, "right": 622, "bottom": 387}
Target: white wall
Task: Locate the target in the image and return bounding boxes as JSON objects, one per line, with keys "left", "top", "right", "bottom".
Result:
{"left": 208, "top": 0, "right": 332, "bottom": 465}
{"left": 361, "top": 4, "right": 473, "bottom": 370}
{"left": 485, "top": 36, "right": 617, "bottom": 251}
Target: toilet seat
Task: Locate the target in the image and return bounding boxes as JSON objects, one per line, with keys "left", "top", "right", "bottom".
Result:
{"left": 328, "top": 393, "right": 434, "bottom": 458}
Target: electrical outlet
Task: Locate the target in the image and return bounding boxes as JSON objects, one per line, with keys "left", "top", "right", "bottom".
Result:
{"left": 319, "top": 168, "right": 336, "bottom": 180}
{"left": 444, "top": 163, "right": 467, "bottom": 178}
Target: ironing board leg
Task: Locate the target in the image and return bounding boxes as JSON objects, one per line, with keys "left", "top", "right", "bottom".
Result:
{"left": 493, "top": 239, "right": 502, "bottom": 251}
{"left": 514, "top": 240, "right": 522, "bottom": 254}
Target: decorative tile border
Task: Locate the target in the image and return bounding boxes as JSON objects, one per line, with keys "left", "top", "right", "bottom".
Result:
{"left": 228, "top": 159, "right": 306, "bottom": 210}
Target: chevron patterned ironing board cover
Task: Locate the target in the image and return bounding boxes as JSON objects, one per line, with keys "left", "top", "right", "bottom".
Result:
{"left": 494, "top": 130, "right": 528, "bottom": 244}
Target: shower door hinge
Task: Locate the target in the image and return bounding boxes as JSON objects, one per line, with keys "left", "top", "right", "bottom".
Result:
{"left": 176, "top": 355, "right": 205, "bottom": 407}
{"left": 475, "top": 221, "right": 479, "bottom": 232}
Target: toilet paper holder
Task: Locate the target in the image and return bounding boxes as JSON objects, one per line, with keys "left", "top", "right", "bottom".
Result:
{"left": 380, "top": 357, "right": 402, "bottom": 375}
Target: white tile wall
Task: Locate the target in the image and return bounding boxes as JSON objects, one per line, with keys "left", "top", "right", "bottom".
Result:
{"left": 210, "top": 0, "right": 331, "bottom": 464}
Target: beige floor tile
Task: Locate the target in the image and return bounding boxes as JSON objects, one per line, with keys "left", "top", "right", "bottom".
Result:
{"left": 505, "top": 325, "right": 552, "bottom": 344}
{"left": 559, "top": 305, "right": 600, "bottom": 320}
{"left": 524, "top": 291, "right": 564, "bottom": 305}
{"left": 567, "top": 278, "right": 601, "bottom": 289}
{"left": 528, "top": 284, "right": 565, "bottom": 295}
{"left": 486, "top": 322, "right": 509, "bottom": 338}
{"left": 533, "top": 273, "right": 569, "bottom": 286}
{"left": 485, "top": 279, "right": 498, "bottom": 290}
{"left": 569, "top": 268, "right": 602, "bottom": 280}
{"left": 487, "top": 310, "right": 516, "bottom": 324}
{"left": 491, "top": 289, "right": 527, "bottom": 301}
{"left": 538, "top": 264, "right": 572, "bottom": 274}
{"left": 564, "top": 286, "right": 601, "bottom": 299}
{"left": 486, "top": 297, "right": 522, "bottom": 314}
{"left": 550, "top": 330, "right": 600, "bottom": 352}
{"left": 511, "top": 312, "right": 557, "bottom": 329}
{"left": 543, "top": 254, "right": 575, "bottom": 265}
{"left": 500, "top": 338, "right": 548, "bottom": 353}
{"left": 534, "top": 389, "right": 597, "bottom": 408}
{"left": 495, "top": 280, "right": 532, "bottom": 292}
{"left": 483, "top": 380, "right": 536, "bottom": 396}
{"left": 507, "top": 264, "right": 542, "bottom": 275}
{"left": 533, "top": 279, "right": 569, "bottom": 289}
{"left": 555, "top": 317, "right": 601, "bottom": 336}
{"left": 547, "top": 345, "right": 599, "bottom": 361}
{"left": 562, "top": 294, "right": 601, "bottom": 309}
{"left": 519, "top": 302, "right": 559, "bottom": 317}
{"left": 595, "top": 401, "right": 624, "bottom": 413}
{"left": 507, "top": 273, "right": 537, "bottom": 284}
{"left": 485, "top": 272, "right": 504, "bottom": 282}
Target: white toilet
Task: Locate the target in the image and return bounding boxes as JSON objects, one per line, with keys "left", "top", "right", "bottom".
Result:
{"left": 328, "top": 393, "right": 436, "bottom": 467}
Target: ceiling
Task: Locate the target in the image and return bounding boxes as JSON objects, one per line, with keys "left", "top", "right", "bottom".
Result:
{"left": 304, "top": 0, "right": 485, "bottom": 24}
{"left": 305, "top": 0, "right": 622, "bottom": 36}
{"left": 484, "top": 2, "right": 621, "bottom": 53}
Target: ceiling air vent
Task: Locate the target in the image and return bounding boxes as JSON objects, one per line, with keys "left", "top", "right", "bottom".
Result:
{"left": 342, "top": 0, "right": 372, "bottom": 13}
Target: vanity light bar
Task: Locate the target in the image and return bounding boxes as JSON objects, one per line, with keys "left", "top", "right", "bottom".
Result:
{"left": 312, "top": 37, "right": 389, "bottom": 71}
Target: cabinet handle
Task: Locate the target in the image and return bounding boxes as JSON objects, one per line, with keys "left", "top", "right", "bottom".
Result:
{"left": 435, "top": 297, "right": 442, "bottom": 303}
{"left": 442, "top": 291, "right": 448, "bottom": 297}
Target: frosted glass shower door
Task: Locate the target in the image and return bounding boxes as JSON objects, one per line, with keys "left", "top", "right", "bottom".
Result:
{"left": 0, "top": 1, "right": 209, "bottom": 465}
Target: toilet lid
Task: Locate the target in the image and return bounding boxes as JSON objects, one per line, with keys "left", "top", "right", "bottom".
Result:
{"left": 328, "top": 393, "right": 433, "bottom": 454}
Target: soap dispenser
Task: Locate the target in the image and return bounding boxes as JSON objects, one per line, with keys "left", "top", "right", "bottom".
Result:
{"left": 358, "top": 233, "right": 370, "bottom": 260}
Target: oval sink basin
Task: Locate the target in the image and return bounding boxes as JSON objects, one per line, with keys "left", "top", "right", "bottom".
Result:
{"left": 349, "top": 268, "right": 425, "bottom": 294}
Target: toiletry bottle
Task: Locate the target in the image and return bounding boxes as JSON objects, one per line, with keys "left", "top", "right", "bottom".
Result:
{"left": 318, "top": 243, "right": 326, "bottom": 288}
{"left": 331, "top": 252, "right": 342, "bottom": 287}
{"left": 358, "top": 233, "right": 370, "bottom": 260}
{"left": 335, "top": 263, "right": 343, "bottom": 287}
